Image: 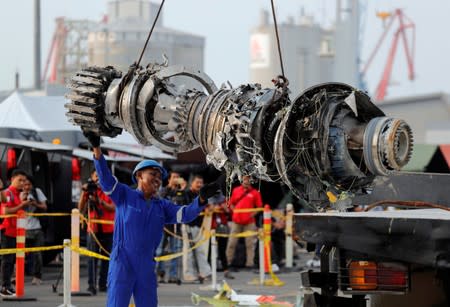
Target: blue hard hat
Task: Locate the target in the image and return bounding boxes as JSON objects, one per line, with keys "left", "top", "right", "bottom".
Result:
{"left": 132, "top": 160, "right": 168, "bottom": 183}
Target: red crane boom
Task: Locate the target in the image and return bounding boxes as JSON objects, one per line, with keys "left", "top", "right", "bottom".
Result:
{"left": 362, "top": 9, "right": 415, "bottom": 101}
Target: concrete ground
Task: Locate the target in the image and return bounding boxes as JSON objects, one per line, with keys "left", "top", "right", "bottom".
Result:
{"left": 1, "top": 249, "right": 314, "bottom": 307}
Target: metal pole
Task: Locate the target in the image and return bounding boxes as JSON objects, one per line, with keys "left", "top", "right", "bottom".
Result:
{"left": 210, "top": 230, "right": 217, "bottom": 289}
{"left": 63, "top": 240, "right": 71, "bottom": 306}
{"left": 258, "top": 229, "right": 265, "bottom": 285}
{"left": 200, "top": 230, "right": 218, "bottom": 291}
{"left": 181, "top": 224, "right": 189, "bottom": 280}
{"left": 34, "top": 0, "right": 42, "bottom": 89}
{"left": 71, "top": 209, "right": 80, "bottom": 292}
{"left": 58, "top": 239, "right": 76, "bottom": 307}
{"left": 285, "top": 203, "right": 294, "bottom": 268}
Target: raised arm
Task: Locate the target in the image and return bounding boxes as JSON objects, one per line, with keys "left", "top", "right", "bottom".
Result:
{"left": 163, "top": 182, "right": 220, "bottom": 224}
{"left": 163, "top": 197, "right": 206, "bottom": 224}
{"left": 85, "top": 132, "right": 127, "bottom": 205}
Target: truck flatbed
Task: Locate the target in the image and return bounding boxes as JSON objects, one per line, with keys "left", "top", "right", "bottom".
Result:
{"left": 295, "top": 209, "right": 450, "bottom": 267}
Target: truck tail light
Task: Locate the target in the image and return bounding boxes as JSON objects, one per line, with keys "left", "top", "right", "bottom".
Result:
{"left": 349, "top": 261, "right": 377, "bottom": 290}
{"left": 377, "top": 262, "right": 408, "bottom": 290}
{"left": 347, "top": 261, "right": 408, "bottom": 291}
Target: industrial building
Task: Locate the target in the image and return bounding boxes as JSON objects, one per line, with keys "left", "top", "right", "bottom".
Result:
{"left": 42, "top": 0, "right": 205, "bottom": 91}
{"left": 87, "top": 0, "right": 204, "bottom": 88}
{"left": 379, "top": 92, "right": 450, "bottom": 172}
{"left": 379, "top": 92, "right": 450, "bottom": 145}
{"left": 249, "top": 1, "right": 360, "bottom": 97}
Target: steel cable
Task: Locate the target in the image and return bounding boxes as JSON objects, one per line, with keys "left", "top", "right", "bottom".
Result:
{"left": 270, "top": 0, "right": 286, "bottom": 78}
{"left": 136, "top": 0, "right": 166, "bottom": 67}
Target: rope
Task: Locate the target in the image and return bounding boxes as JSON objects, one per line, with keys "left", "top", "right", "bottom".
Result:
{"left": 136, "top": 0, "right": 166, "bottom": 67}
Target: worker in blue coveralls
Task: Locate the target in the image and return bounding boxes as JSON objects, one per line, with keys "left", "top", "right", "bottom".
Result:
{"left": 84, "top": 131, "right": 220, "bottom": 307}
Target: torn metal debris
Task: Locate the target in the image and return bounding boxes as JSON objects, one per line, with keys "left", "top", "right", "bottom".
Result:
{"left": 65, "top": 63, "right": 413, "bottom": 207}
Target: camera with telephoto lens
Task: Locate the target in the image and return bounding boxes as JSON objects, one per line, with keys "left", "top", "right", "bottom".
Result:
{"left": 85, "top": 178, "right": 98, "bottom": 194}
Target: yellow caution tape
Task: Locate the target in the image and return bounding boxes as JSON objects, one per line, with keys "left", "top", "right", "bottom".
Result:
{"left": 155, "top": 233, "right": 211, "bottom": 262}
{"left": 232, "top": 208, "right": 264, "bottom": 213}
{"left": 163, "top": 227, "right": 186, "bottom": 241}
{"left": 0, "top": 245, "right": 65, "bottom": 255}
{"left": 0, "top": 212, "right": 71, "bottom": 218}
{"left": 27, "top": 213, "right": 71, "bottom": 217}
{"left": 0, "top": 214, "right": 18, "bottom": 218}
{"left": 70, "top": 246, "right": 110, "bottom": 261}
{"left": 215, "top": 230, "right": 258, "bottom": 238}
{"left": 163, "top": 216, "right": 210, "bottom": 242}
{"left": 86, "top": 218, "right": 114, "bottom": 225}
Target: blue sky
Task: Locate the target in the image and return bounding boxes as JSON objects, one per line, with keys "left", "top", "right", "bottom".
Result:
{"left": 0, "top": 0, "right": 448, "bottom": 99}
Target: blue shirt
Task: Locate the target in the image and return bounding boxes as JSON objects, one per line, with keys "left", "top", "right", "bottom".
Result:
{"left": 93, "top": 154, "right": 205, "bottom": 261}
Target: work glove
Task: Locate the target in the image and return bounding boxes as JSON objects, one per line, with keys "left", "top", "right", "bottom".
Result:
{"left": 199, "top": 182, "right": 221, "bottom": 203}
{"left": 83, "top": 129, "right": 101, "bottom": 148}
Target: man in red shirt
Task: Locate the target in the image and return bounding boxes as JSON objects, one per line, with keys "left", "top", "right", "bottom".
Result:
{"left": 226, "top": 175, "right": 263, "bottom": 269}
{"left": 78, "top": 170, "right": 115, "bottom": 294}
{"left": 1, "top": 169, "right": 31, "bottom": 297}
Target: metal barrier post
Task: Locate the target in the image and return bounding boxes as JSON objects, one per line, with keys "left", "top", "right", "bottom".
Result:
{"left": 210, "top": 230, "right": 217, "bottom": 288}
{"left": 16, "top": 210, "right": 26, "bottom": 297}
{"left": 285, "top": 203, "right": 294, "bottom": 269}
{"left": 181, "top": 224, "right": 189, "bottom": 281}
{"left": 258, "top": 229, "right": 265, "bottom": 285}
{"left": 199, "top": 230, "right": 219, "bottom": 291}
{"left": 263, "top": 205, "right": 272, "bottom": 273}
{"left": 70, "top": 209, "right": 91, "bottom": 296}
{"left": 3, "top": 210, "right": 36, "bottom": 301}
{"left": 57, "top": 239, "right": 76, "bottom": 307}
{"left": 70, "top": 208, "right": 80, "bottom": 293}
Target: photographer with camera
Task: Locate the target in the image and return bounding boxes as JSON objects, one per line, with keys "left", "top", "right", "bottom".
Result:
{"left": 22, "top": 175, "right": 47, "bottom": 286}
{"left": 78, "top": 169, "right": 115, "bottom": 295}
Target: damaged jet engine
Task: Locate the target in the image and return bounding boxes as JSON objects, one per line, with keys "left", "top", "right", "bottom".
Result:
{"left": 65, "top": 63, "right": 413, "bottom": 206}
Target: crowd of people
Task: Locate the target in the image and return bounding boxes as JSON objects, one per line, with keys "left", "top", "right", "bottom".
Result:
{"left": 0, "top": 169, "right": 48, "bottom": 296}
{"left": 154, "top": 171, "right": 289, "bottom": 284}
{"left": 0, "top": 153, "right": 289, "bottom": 303}
{"left": 76, "top": 164, "right": 288, "bottom": 293}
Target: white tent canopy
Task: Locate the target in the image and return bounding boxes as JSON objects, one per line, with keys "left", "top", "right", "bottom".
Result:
{"left": 0, "top": 91, "right": 176, "bottom": 159}
{"left": 0, "top": 91, "right": 84, "bottom": 146}
{"left": 0, "top": 91, "right": 78, "bottom": 132}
